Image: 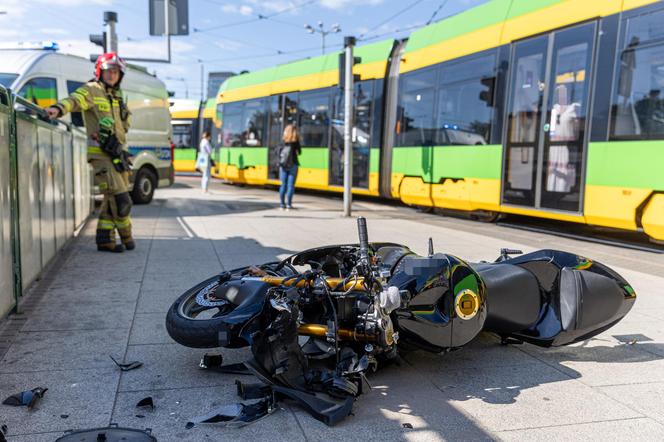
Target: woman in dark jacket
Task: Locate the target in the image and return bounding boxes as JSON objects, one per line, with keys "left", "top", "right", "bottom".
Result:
{"left": 279, "top": 123, "right": 301, "bottom": 210}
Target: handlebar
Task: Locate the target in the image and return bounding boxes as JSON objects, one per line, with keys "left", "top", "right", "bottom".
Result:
{"left": 357, "top": 217, "right": 369, "bottom": 266}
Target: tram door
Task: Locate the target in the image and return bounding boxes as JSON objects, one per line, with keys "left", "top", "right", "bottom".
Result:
{"left": 267, "top": 94, "right": 298, "bottom": 180}
{"left": 502, "top": 22, "right": 596, "bottom": 212}
{"left": 329, "top": 81, "right": 372, "bottom": 189}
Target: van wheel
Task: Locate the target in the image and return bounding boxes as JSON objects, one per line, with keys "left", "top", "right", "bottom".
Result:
{"left": 131, "top": 167, "right": 157, "bottom": 204}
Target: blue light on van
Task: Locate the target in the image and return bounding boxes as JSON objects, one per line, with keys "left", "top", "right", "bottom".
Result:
{"left": 43, "top": 42, "right": 59, "bottom": 51}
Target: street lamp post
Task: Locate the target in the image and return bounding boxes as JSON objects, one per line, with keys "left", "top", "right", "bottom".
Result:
{"left": 304, "top": 21, "right": 341, "bottom": 55}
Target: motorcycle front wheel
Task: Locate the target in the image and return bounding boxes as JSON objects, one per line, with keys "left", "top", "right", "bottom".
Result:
{"left": 165, "top": 276, "right": 236, "bottom": 348}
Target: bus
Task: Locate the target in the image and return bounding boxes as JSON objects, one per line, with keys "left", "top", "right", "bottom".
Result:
{"left": 170, "top": 98, "right": 216, "bottom": 173}
{"left": 212, "top": 0, "right": 664, "bottom": 243}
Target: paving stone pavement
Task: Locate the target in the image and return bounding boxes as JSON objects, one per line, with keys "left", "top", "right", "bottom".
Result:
{"left": 1, "top": 176, "right": 664, "bottom": 441}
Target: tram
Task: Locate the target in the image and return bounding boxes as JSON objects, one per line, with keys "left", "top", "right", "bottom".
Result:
{"left": 212, "top": 0, "right": 664, "bottom": 242}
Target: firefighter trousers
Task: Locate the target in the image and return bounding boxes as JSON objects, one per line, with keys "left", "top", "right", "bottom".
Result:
{"left": 90, "top": 158, "right": 133, "bottom": 247}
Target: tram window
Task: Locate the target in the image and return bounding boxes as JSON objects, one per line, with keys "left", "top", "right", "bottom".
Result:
{"left": 354, "top": 81, "right": 374, "bottom": 148}
{"left": 611, "top": 43, "right": 664, "bottom": 139}
{"left": 242, "top": 99, "right": 266, "bottom": 147}
{"left": 402, "top": 68, "right": 437, "bottom": 92}
{"left": 298, "top": 91, "right": 330, "bottom": 147}
{"left": 172, "top": 122, "right": 193, "bottom": 148}
{"left": 398, "top": 87, "right": 436, "bottom": 146}
{"left": 18, "top": 77, "right": 57, "bottom": 108}
{"left": 625, "top": 9, "right": 664, "bottom": 47}
{"left": 267, "top": 95, "right": 282, "bottom": 147}
{"left": 371, "top": 79, "right": 384, "bottom": 148}
{"left": 435, "top": 55, "right": 495, "bottom": 145}
{"left": 221, "top": 102, "right": 243, "bottom": 147}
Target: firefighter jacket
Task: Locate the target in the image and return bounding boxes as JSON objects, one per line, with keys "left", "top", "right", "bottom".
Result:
{"left": 53, "top": 80, "right": 131, "bottom": 160}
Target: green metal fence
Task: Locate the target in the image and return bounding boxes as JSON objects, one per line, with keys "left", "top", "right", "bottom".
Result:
{"left": 0, "top": 85, "right": 92, "bottom": 318}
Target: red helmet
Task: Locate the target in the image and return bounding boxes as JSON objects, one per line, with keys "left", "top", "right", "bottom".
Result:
{"left": 95, "top": 52, "right": 126, "bottom": 81}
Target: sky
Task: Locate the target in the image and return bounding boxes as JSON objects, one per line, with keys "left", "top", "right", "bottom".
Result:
{"left": 0, "top": 0, "right": 488, "bottom": 100}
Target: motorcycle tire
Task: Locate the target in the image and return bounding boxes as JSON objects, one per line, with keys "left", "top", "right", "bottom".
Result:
{"left": 165, "top": 276, "right": 235, "bottom": 348}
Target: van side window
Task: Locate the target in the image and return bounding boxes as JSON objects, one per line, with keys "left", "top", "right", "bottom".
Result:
{"left": 66, "top": 80, "right": 85, "bottom": 128}
{"left": 18, "top": 77, "right": 57, "bottom": 108}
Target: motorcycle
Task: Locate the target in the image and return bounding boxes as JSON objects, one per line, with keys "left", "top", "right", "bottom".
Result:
{"left": 166, "top": 217, "right": 636, "bottom": 426}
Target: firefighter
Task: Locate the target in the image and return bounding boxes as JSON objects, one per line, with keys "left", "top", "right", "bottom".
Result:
{"left": 46, "top": 52, "right": 134, "bottom": 253}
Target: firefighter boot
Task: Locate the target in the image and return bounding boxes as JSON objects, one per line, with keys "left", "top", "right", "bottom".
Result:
{"left": 96, "top": 219, "right": 124, "bottom": 253}
{"left": 118, "top": 227, "right": 135, "bottom": 250}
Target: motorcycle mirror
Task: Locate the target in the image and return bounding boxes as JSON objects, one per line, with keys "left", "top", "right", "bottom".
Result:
{"left": 428, "top": 237, "right": 434, "bottom": 257}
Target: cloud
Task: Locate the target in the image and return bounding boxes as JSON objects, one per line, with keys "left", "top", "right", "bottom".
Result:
{"left": 213, "top": 40, "right": 243, "bottom": 52}
{"left": 221, "top": 3, "right": 254, "bottom": 16}
{"left": 319, "top": 0, "right": 383, "bottom": 10}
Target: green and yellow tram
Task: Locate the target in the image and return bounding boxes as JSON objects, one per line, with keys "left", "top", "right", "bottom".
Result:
{"left": 170, "top": 98, "right": 215, "bottom": 172}
{"left": 212, "top": 0, "right": 664, "bottom": 242}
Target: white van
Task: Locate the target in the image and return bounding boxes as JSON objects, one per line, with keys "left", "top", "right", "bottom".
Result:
{"left": 0, "top": 46, "right": 174, "bottom": 203}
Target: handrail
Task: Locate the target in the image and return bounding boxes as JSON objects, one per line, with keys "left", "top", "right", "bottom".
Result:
{"left": 12, "top": 94, "right": 84, "bottom": 135}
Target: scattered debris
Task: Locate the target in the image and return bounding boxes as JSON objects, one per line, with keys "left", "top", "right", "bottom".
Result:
{"left": 0, "top": 424, "right": 7, "bottom": 442}
{"left": 55, "top": 424, "right": 156, "bottom": 442}
{"left": 2, "top": 387, "right": 48, "bottom": 409}
{"left": 110, "top": 355, "right": 143, "bottom": 371}
{"left": 60, "top": 414, "right": 69, "bottom": 419}
{"left": 186, "top": 397, "right": 276, "bottom": 430}
{"left": 402, "top": 423, "right": 413, "bottom": 429}
{"left": 136, "top": 397, "right": 155, "bottom": 411}
{"left": 199, "top": 354, "right": 252, "bottom": 375}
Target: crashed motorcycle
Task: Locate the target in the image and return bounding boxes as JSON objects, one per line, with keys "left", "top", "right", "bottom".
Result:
{"left": 166, "top": 217, "right": 636, "bottom": 426}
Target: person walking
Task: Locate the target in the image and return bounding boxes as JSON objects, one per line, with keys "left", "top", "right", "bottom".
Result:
{"left": 199, "top": 131, "right": 213, "bottom": 193}
{"left": 279, "top": 123, "right": 301, "bottom": 210}
{"left": 46, "top": 52, "right": 134, "bottom": 253}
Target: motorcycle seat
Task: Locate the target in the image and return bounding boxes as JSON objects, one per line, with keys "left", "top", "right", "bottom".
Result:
{"left": 470, "top": 262, "right": 541, "bottom": 334}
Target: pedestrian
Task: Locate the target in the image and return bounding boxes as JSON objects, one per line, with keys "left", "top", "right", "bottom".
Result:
{"left": 198, "top": 131, "right": 213, "bottom": 193}
{"left": 46, "top": 52, "right": 134, "bottom": 253}
{"left": 279, "top": 123, "right": 301, "bottom": 210}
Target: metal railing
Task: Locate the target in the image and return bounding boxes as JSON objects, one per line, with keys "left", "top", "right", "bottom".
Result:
{"left": 0, "top": 85, "right": 92, "bottom": 317}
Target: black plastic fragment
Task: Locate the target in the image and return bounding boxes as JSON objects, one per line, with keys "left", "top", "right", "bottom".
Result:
{"left": 235, "top": 380, "right": 272, "bottom": 400}
{"left": 185, "top": 396, "right": 276, "bottom": 429}
{"left": 136, "top": 397, "right": 154, "bottom": 411}
{"left": 55, "top": 423, "right": 156, "bottom": 442}
{"left": 110, "top": 355, "right": 143, "bottom": 371}
{"left": 0, "top": 424, "right": 7, "bottom": 442}
{"left": 199, "top": 354, "right": 252, "bottom": 375}
{"left": 2, "top": 387, "right": 48, "bottom": 409}
{"left": 403, "top": 423, "right": 413, "bottom": 429}
{"left": 272, "top": 385, "right": 353, "bottom": 426}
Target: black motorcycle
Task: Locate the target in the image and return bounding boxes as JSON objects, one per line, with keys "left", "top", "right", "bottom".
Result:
{"left": 166, "top": 217, "right": 635, "bottom": 426}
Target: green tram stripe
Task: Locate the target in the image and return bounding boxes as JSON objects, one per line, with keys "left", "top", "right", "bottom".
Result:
{"left": 587, "top": 141, "right": 664, "bottom": 190}
{"left": 392, "top": 145, "right": 502, "bottom": 183}
{"left": 219, "top": 40, "right": 394, "bottom": 94}
{"left": 173, "top": 148, "right": 197, "bottom": 161}
{"left": 405, "top": 0, "right": 561, "bottom": 54}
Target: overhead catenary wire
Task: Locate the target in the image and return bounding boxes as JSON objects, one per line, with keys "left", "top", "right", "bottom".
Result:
{"left": 426, "top": 0, "right": 449, "bottom": 25}
{"left": 194, "top": 0, "right": 318, "bottom": 33}
{"left": 358, "top": 0, "right": 426, "bottom": 39}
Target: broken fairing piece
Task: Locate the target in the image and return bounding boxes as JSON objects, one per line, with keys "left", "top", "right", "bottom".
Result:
{"left": 136, "top": 397, "right": 154, "bottom": 411}
{"left": 109, "top": 355, "right": 143, "bottom": 371}
{"left": 185, "top": 397, "right": 276, "bottom": 429}
{"left": 199, "top": 354, "right": 252, "bottom": 375}
{"left": 55, "top": 424, "right": 157, "bottom": 442}
{"left": 235, "top": 380, "right": 272, "bottom": 400}
{"left": 2, "top": 387, "right": 48, "bottom": 409}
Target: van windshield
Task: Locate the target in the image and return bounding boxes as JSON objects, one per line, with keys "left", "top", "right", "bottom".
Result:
{"left": 0, "top": 73, "right": 18, "bottom": 88}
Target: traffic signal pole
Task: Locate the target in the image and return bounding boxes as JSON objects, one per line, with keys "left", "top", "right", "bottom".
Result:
{"left": 343, "top": 36, "right": 355, "bottom": 217}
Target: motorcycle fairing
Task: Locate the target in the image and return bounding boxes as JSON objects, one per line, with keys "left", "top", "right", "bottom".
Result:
{"left": 480, "top": 249, "right": 636, "bottom": 347}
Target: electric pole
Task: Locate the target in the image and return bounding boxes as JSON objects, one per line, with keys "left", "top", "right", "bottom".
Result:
{"left": 342, "top": 36, "right": 355, "bottom": 217}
